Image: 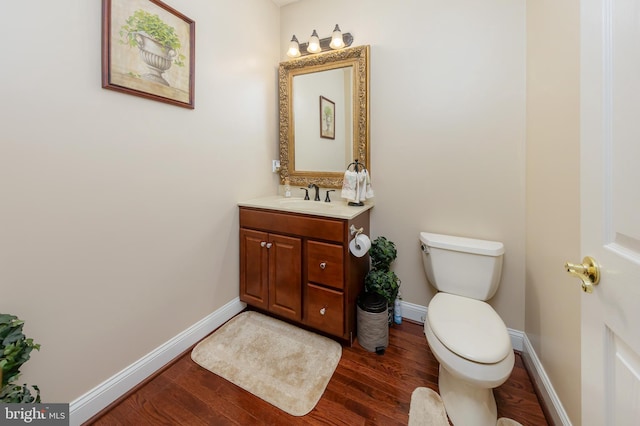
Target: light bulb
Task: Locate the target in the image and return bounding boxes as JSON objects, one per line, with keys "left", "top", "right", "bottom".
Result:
{"left": 329, "top": 24, "right": 344, "bottom": 49}
{"left": 287, "top": 35, "right": 300, "bottom": 58}
{"left": 307, "top": 30, "right": 321, "bottom": 54}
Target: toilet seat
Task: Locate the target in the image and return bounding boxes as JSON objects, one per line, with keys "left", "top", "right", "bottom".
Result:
{"left": 428, "top": 292, "right": 511, "bottom": 364}
{"left": 425, "top": 318, "right": 514, "bottom": 388}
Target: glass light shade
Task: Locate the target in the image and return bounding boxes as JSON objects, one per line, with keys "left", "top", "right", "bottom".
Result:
{"left": 307, "top": 30, "right": 321, "bottom": 54}
{"left": 329, "top": 24, "right": 345, "bottom": 49}
{"left": 287, "top": 35, "right": 300, "bottom": 58}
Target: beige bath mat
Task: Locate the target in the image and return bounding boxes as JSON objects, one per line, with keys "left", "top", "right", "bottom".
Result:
{"left": 408, "top": 387, "right": 449, "bottom": 426}
{"left": 191, "top": 311, "right": 342, "bottom": 416}
{"left": 408, "top": 387, "right": 523, "bottom": 426}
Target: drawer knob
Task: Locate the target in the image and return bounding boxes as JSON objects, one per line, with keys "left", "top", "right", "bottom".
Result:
{"left": 320, "top": 306, "right": 327, "bottom": 315}
{"left": 266, "top": 242, "right": 273, "bottom": 249}
{"left": 260, "top": 241, "right": 266, "bottom": 247}
{"left": 320, "top": 262, "right": 327, "bottom": 269}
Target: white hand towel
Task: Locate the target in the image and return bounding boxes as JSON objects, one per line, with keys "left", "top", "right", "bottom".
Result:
{"left": 364, "top": 169, "right": 375, "bottom": 199}
{"left": 355, "top": 170, "right": 365, "bottom": 202}
{"left": 356, "top": 170, "right": 375, "bottom": 202}
{"left": 341, "top": 170, "right": 357, "bottom": 202}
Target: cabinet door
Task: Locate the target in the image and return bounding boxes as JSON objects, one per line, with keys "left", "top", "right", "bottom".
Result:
{"left": 239, "top": 228, "right": 269, "bottom": 309}
{"left": 268, "top": 234, "right": 302, "bottom": 321}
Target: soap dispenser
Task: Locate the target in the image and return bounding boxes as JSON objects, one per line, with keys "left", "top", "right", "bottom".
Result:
{"left": 284, "top": 178, "right": 291, "bottom": 198}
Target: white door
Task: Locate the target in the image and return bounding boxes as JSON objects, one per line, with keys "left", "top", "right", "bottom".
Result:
{"left": 580, "top": 0, "right": 640, "bottom": 424}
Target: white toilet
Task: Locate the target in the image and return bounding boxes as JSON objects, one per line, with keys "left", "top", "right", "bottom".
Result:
{"left": 419, "top": 232, "right": 514, "bottom": 426}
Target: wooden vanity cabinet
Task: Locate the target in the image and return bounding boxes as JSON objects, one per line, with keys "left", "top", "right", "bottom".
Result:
{"left": 239, "top": 206, "right": 370, "bottom": 343}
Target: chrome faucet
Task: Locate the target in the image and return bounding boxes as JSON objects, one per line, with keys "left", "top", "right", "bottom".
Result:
{"left": 308, "top": 183, "right": 321, "bottom": 201}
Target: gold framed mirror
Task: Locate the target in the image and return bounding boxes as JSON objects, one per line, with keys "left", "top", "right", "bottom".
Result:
{"left": 279, "top": 45, "right": 370, "bottom": 188}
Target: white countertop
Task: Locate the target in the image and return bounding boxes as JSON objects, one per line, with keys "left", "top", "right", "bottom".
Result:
{"left": 238, "top": 195, "right": 374, "bottom": 220}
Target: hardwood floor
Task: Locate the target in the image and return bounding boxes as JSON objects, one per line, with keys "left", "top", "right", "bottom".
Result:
{"left": 86, "top": 319, "right": 549, "bottom": 425}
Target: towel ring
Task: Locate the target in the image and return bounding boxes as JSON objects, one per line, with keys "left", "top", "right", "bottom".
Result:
{"left": 347, "top": 159, "right": 366, "bottom": 172}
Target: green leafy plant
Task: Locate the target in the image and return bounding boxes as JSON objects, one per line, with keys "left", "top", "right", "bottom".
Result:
{"left": 0, "top": 383, "right": 40, "bottom": 403}
{"left": 1, "top": 314, "right": 41, "bottom": 403}
{"left": 364, "top": 236, "right": 401, "bottom": 305}
{"left": 368, "top": 236, "right": 398, "bottom": 271}
{"left": 364, "top": 269, "right": 400, "bottom": 305}
{"left": 120, "top": 9, "right": 186, "bottom": 67}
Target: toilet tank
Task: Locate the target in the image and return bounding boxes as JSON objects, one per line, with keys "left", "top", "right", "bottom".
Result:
{"left": 419, "top": 232, "right": 504, "bottom": 301}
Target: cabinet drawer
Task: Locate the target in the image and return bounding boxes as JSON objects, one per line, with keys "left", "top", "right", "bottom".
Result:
{"left": 307, "top": 241, "right": 344, "bottom": 290}
{"left": 240, "top": 208, "right": 344, "bottom": 242}
{"left": 305, "top": 283, "right": 344, "bottom": 337}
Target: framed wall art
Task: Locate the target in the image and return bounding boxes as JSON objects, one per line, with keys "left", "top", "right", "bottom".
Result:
{"left": 102, "top": 0, "right": 195, "bottom": 109}
{"left": 319, "top": 96, "right": 335, "bottom": 139}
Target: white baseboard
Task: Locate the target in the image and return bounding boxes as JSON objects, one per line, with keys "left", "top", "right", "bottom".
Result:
{"left": 399, "top": 299, "right": 428, "bottom": 324}
{"left": 522, "top": 333, "right": 572, "bottom": 426}
{"left": 69, "top": 298, "right": 246, "bottom": 426}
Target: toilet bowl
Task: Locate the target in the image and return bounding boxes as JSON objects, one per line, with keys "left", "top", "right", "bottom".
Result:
{"left": 425, "top": 293, "right": 514, "bottom": 425}
{"left": 419, "top": 232, "right": 514, "bottom": 426}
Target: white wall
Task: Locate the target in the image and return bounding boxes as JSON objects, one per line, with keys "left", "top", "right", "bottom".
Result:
{"left": 526, "top": 0, "right": 581, "bottom": 423}
{"left": 0, "top": 0, "right": 280, "bottom": 403}
{"left": 281, "top": 0, "right": 527, "bottom": 330}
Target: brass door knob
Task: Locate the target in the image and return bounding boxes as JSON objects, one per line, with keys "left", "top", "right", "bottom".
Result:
{"left": 565, "top": 256, "right": 600, "bottom": 293}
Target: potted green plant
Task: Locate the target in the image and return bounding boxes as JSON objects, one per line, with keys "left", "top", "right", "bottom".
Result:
{"left": 120, "top": 9, "right": 186, "bottom": 85}
{"left": 364, "top": 236, "right": 401, "bottom": 324}
{"left": 0, "top": 314, "right": 41, "bottom": 403}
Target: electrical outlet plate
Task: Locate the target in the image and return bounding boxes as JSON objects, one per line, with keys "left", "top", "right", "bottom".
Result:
{"left": 272, "top": 160, "right": 280, "bottom": 173}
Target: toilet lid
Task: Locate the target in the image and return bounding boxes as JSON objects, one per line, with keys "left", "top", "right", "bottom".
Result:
{"left": 427, "top": 293, "right": 511, "bottom": 364}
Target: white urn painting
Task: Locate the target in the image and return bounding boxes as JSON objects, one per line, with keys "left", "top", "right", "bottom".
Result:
{"left": 102, "top": 0, "right": 195, "bottom": 109}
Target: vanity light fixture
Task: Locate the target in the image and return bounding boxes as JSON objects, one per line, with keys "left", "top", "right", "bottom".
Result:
{"left": 329, "top": 24, "right": 345, "bottom": 49}
{"left": 307, "top": 30, "right": 322, "bottom": 53}
{"left": 286, "top": 25, "right": 354, "bottom": 58}
{"left": 287, "top": 35, "right": 301, "bottom": 58}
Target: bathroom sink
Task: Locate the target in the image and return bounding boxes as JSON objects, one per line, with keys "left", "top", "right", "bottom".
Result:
{"left": 238, "top": 195, "right": 373, "bottom": 220}
{"left": 277, "top": 199, "right": 335, "bottom": 210}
